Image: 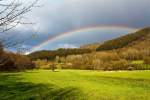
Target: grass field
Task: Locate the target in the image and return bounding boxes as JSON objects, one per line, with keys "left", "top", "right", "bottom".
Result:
{"left": 0, "top": 70, "right": 150, "bottom": 100}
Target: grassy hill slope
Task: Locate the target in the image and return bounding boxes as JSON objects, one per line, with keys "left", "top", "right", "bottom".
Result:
{"left": 96, "top": 27, "right": 150, "bottom": 51}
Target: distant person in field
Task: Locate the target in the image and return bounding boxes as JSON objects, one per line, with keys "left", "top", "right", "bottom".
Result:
{"left": 51, "top": 63, "right": 55, "bottom": 72}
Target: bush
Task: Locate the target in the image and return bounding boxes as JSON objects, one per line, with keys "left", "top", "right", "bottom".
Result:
{"left": 144, "top": 57, "right": 150, "bottom": 64}
{"left": 110, "top": 60, "right": 131, "bottom": 70}
{"left": 34, "top": 60, "right": 51, "bottom": 69}
{"left": 0, "top": 52, "right": 35, "bottom": 71}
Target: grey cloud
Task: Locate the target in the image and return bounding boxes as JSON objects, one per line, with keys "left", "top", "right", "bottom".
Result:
{"left": 1, "top": 0, "right": 150, "bottom": 51}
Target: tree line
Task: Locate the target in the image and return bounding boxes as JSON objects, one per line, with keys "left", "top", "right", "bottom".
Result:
{"left": 28, "top": 48, "right": 92, "bottom": 61}
{"left": 59, "top": 49, "right": 150, "bottom": 70}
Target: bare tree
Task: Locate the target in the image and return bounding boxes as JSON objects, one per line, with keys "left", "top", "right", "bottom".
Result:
{"left": 0, "top": 0, "right": 39, "bottom": 32}
{"left": 0, "top": 0, "right": 39, "bottom": 66}
{"left": 0, "top": 0, "right": 39, "bottom": 50}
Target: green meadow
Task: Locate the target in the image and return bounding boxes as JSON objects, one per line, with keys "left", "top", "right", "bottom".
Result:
{"left": 0, "top": 70, "right": 150, "bottom": 100}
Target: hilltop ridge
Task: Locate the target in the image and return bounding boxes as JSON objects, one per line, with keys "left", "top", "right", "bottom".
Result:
{"left": 96, "top": 27, "right": 150, "bottom": 51}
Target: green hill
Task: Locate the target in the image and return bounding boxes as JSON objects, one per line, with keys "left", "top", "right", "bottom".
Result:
{"left": 96, "top": 27, "right": 150, "bottom": 51}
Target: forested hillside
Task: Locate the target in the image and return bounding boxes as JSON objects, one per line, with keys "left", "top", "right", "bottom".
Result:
{"left": 96, "top": 27, "right": 150, "bottom": 51}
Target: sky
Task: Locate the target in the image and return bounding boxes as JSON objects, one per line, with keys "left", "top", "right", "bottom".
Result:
{"left": 1, "top": 0, "right": 150, "bottom": 53}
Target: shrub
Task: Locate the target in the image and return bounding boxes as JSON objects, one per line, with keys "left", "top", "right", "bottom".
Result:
{"left": 144, "top": 57, "right": 150, "bottom": 64}
{"left": 34, "top": 60, "right": 51, "bottom": 69}
{"left": 0, "top": 52, "right": 35, "bottom": 71}
{"left": 111, "top": 60, "right": 132, "bottom": 70}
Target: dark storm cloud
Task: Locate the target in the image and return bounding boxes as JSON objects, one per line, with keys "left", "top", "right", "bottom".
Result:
{"left": 31, "top": 0, "right": 150, "bottom": 31}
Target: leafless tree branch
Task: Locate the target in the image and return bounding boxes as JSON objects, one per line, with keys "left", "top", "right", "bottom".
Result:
{"left": 0, "top": 0, "right": 39, "bottom": 32}
{"left": 0, "top": 0, "right": 39, "bottom": 51}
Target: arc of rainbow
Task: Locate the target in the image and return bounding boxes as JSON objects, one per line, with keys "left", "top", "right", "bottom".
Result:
{"left": 31, "top": 25, "right": 138, "bottom": 52}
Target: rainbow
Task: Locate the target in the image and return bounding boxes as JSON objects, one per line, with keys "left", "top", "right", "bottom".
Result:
{"left": 31, "top": 25, "right": 138, "bottom": 52}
